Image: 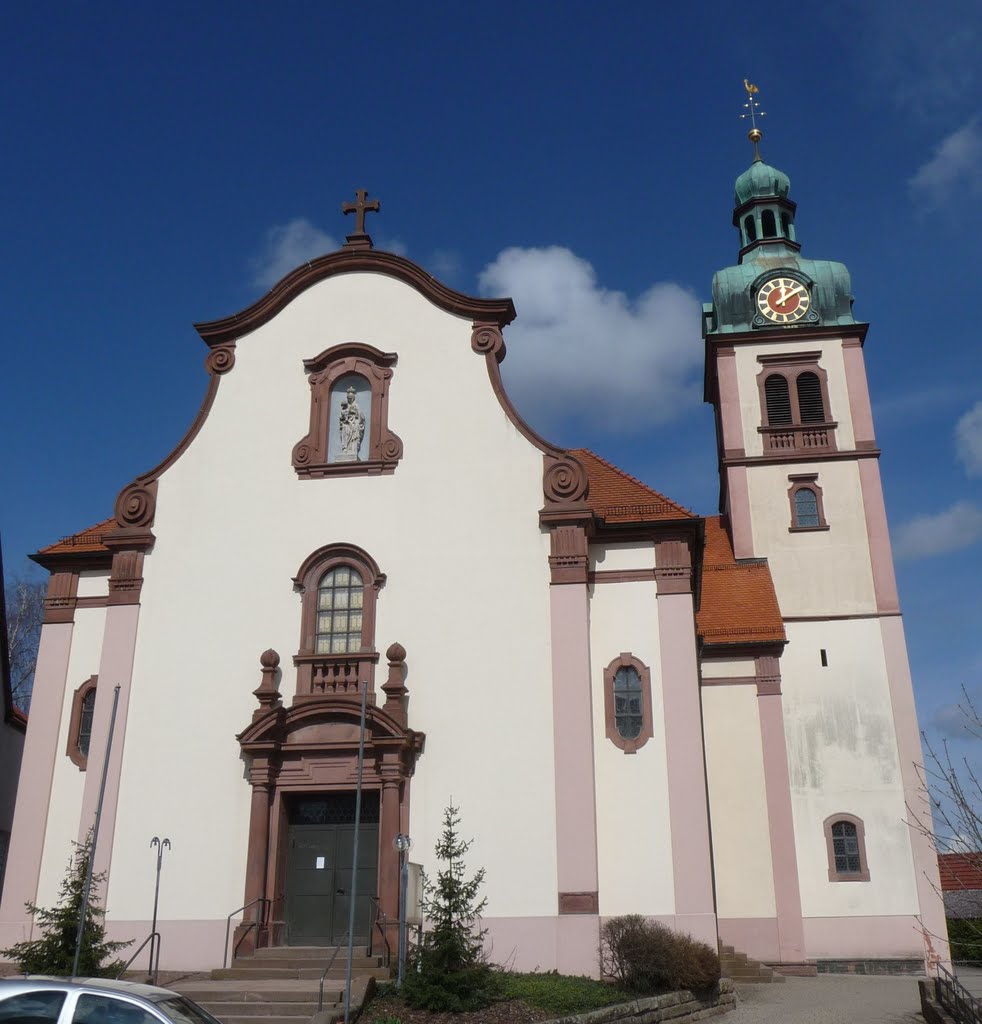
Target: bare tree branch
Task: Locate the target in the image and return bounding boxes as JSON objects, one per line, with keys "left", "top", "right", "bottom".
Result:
{"left": 5, "top": 572, "right": 45, "bottom": 714}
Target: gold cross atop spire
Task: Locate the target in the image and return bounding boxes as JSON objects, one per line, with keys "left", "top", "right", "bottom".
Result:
{"left": 740, "top": 79, "right": 766, "bottom": 161}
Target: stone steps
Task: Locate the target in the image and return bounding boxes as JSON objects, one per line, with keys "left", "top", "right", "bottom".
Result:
{"left": 171, "top": 945, "right": 385, "bottom": 1024}
{"left": 718, "top": 943, "right": 786, "bottom": 984}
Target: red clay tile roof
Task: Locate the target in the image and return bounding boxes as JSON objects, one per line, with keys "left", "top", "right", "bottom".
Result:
{"left": 939, "top": 853, "right": 982, "bottom": 891}
{"left": 37, "top": 518, "right": 115, "bottom": 556}
{"left": 571, "top": 449, "right": 696, "bottom": 523}
{"left": 697, "top": 516, "right": 786, "bottom": 646}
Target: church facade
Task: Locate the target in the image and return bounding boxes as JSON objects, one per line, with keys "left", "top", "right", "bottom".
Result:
{"left": 0, "top": 155, "right": 947, "bottom": 976}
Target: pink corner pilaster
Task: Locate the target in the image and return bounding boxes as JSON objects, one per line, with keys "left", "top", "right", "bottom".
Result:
{"left": 0, "top": 622, "right": 75, "bottom": 945}
{"left": 658, "top": 592, "right": 717, "bottom": 947}
{"left": 78, "top": 604, "right": 141, "bottom": 883}
{"left": 757, "top": 689, "right": 805, "bottom": 961}
{"left": 549, "top": 580, "right": 600, "bottom": 972}
{"left": 858, "top": 459, "right": 900, "bottom": 614}
{"left": 880, "top": 616, "right": 950, "bottom": 969}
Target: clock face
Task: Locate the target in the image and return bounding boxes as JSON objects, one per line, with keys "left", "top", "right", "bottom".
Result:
{"left": 757, "top": 277, "right": 811, "bottom": 324}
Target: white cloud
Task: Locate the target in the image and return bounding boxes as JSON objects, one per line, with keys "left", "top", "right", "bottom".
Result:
{"left": 908, "top": 120, "right": 982, "bottom": 207}
{"left": 479, "top": 246, "right": 703, "bottom": 434}
{"left": 252, "top": 218, "right": 339, "bottom": 290}
{"left": 893, "top": 501, "right": 982, "bottom": 560}
{"left": 430, "top": 249, "right": 461, "bottom": 280}
{"left": 956, "top": 401, "right": 982, "bottom": 477}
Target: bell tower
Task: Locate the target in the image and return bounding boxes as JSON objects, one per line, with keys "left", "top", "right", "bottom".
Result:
{"left": 700, "top": 83, "right": 948, "bottom": 969}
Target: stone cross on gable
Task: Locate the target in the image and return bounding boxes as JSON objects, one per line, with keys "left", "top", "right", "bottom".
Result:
{"left": 342, "top": 189, "right": 380, "bottom": 250}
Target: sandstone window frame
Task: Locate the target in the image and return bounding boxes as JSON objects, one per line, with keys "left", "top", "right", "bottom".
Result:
{"left": 293, "top": 543, "right": 386, "bottom": 698}
{"left": 291, "top": 342, "right": 403, "bottom": 479}
{"left": 603, "top": 652, "right": 654, "bottom": 754}
{"left": 66, "top": 674, "right": 98, "bottom": 770}
{"left": 788, "top": 473, "right": 829, "bottom": 532}
{"left": 756, "top": 352, "right": 837, "bottom": 454}
{"left": 824, "top": 813, "right": 871, "bottom": 882}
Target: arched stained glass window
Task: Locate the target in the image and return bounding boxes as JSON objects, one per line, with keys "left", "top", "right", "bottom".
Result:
{"left": 78, "top": 689, "right": 96, "bottom": 758}
{"left": 793, "top": 487, "right": 820, "bottom": 528}
{"left": 316, "top": 566, "right": 365, "bottom": 653}
{"left": 831, "top": 821, "right": 860, "bottom": 873}
{"left": 614, "top": 666, "right": 643, "bottom": 740}
{"left": 765, "top": 374, "right": 793, "bottom": 425}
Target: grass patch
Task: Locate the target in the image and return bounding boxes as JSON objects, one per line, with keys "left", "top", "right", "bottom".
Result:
{"left": 495, "top": 972, "right": 638, "bottom": 1015}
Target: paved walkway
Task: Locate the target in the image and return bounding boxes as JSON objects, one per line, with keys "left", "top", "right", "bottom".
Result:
{"left": 725, "top": 976, "right": 924, "bottom": 1023}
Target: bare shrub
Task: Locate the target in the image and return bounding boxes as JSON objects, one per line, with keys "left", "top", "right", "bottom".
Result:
{"left": 600, "top": 915, "right": 720, "bottom": 993}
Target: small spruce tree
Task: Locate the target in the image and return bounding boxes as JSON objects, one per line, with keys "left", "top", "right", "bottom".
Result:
{"left": 401, "top": 802, "right": 495, "bottom": 1012}
{"left": 1, "top": 834, "right": 131, "bottom": 977}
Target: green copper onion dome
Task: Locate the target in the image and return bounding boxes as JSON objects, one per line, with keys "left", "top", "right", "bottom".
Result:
{"left": 734, "top": 158, "right": 791, "bottom": 204}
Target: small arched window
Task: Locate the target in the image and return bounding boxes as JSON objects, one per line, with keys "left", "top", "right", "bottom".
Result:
{"left": 824, "top": 813, "right": 870, "bottom": 881}
{"left": 316, "top": 566, "right": 365, "bottom": 654}
{"left": 796, "top": 372, "right": 825, "bottom": 422}
{"left": 764, "top": 374, "right": 793, "bottom": 425}
{"left": 781, "top": 212, "right": 792, "bottom": 238}
{"left": 67, "top": 675, "right": 98, "bottom": 770}
{"left": 78, "top": 690, "right": 96, "bottom": 758}
{"left": 603, "top": 654, "right": 654, "bottom": 754}
{"left": 744, "top": 215, "right": 757, "bottom": 243}
{"left": 793, "top": 488, "right": 820, "bottom": 528}
{"left": 614, "top": 666, "right": 643, "bottom": 740}
{"left": 761, "top": 209, "right": 777, "bottom": 238}
{"left": 788, "top": 474, "right": 828, "bottom": 531}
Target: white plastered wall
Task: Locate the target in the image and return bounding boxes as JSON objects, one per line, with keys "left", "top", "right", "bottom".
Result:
{"left": 588, "top": 575, "right": 673, "bottom": 916}
{"left": 590, "top": 542, "right": 655, "bottom": 573}
{"left": 76, "top": 571, "right": 110, "bottom": 599}
{"left": 105, "top": 272, "right": 558, "bottom": 923}
{"left": 733, "top": 338, "right": 855, "bottom": 459}
{"left": 746, "top": 461, "right": 876, "bottom": 616}
{"left": 701, "top": 685, "right": 776, "bottom": 918}
{"left": 781, "top": 619, "right": 918, "bottom": 917}
{"left": 701, "top": 657, "right": 755, "bottom": 680}
{"left": 36, "top": 607, "right": 107, "bottom": 906}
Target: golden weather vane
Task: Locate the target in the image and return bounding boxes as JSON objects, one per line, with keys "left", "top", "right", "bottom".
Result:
{"left": 740, "top": 79, "right": 766, "bottom": 160}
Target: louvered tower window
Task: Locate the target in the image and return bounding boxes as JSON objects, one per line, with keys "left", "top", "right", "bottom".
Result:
{"left": 765, "top": 374, "right": 793, "bottom": 424}
{"left": 796, "top": 372, "right": 825, "bottom": 422}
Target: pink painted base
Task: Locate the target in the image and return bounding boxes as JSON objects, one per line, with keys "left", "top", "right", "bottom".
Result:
{"left": 803, "top": 915, "right": 925, "bottom": 959}
{"left": 718, "top": 917, "right": 780, "bottom": 962}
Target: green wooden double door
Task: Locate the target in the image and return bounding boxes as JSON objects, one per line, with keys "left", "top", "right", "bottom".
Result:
{"left": 284, "top": 792, "right": 379, "bottom": 946}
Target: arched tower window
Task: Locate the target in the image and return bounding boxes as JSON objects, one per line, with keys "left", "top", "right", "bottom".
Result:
{"left": 788, "top": 474, "right": 828, "bottom": 531}
{"left": 761, "top": 209, "right": 777, "bottom": 238}
{"left": 603, "top": 653, "right": 654, "bottom": 754}
{"left": 764, "top": 374, "right": 793, "bottom": 425}
{"left": 294, "top": 544, "right": 386, "bottom": 696}
{"left": 781, "top": 211, "right": 792, "bottom": 238}
{"left": 796, "top": 372, "right": 825, "bottom": 422}
{"left": 743, "top": 215, "right": 757, "bottom": 243}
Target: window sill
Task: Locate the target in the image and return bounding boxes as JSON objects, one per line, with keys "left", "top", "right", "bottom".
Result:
{"left": 295, "top": 459, "right": 398, "bottom": 479}
{"left": 789, "top": 525, "right": 830, "bottom": 533}
{"left": 828, "top": 871, "right": 871, "bottom": 883}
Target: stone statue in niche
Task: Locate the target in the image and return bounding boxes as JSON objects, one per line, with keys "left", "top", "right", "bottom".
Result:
{"left": 337, "top": 385, "right": 366, "bottom": 462}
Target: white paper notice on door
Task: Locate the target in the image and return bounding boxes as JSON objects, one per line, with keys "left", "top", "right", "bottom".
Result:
{"left": 315, "top": 856, "right": 325, "bottom": 869}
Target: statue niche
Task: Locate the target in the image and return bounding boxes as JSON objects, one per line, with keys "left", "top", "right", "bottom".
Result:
{"left": 329, "top": 374, "right": 370, "bottom": 463}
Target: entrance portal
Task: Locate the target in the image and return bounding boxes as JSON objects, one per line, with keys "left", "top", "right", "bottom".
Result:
{"left": 285, "top": 793, "right": 380, "bottom": 945}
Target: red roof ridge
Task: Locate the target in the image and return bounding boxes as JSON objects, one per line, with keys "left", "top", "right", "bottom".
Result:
{"left": 570, "top": 448, "right": 696, "bottom": 519}
{"left": 37, "top": 517, "right": 116, "bottom": 555}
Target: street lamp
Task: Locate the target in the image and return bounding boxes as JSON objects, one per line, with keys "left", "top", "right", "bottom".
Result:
{"left": 393, "top": 833, "right": 412, "bottom": 987}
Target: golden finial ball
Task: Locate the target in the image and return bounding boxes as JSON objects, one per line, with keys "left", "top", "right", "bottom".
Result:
{"left": 748, "top": 128, "right": 762, "bottom": 143}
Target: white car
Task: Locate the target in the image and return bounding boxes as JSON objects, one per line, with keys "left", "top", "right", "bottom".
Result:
{"left": 0, "top": 978, "right": 221, "bottom": 1024}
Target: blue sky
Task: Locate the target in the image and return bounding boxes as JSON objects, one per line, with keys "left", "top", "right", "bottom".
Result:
{"left": 2, "top": 2, "right": 979, "bottom": 753}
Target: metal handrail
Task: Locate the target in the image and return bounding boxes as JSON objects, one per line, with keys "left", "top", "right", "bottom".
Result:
{"left": 117, "top": 931, "right": 161, "bottom": 984}
{"left": 317, "top": 942, "right": 345, "bottom": 1012}
{"left": 223, "top": 897, "right": 270, "bottom": 969}
{"left": 367, "top": 896, "right": 391, "bottom": 967}
{"left": 937, "top": 964, "right": 982, "bottom": 1024}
